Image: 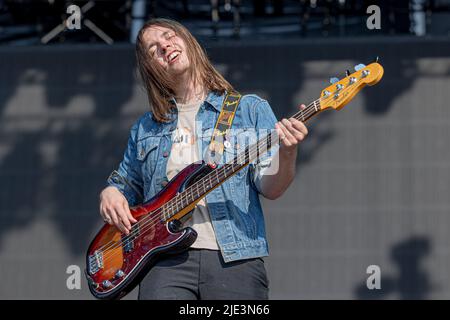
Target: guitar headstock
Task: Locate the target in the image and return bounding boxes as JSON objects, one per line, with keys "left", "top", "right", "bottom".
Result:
{"left": 319, "top": 61, "right": 384, "bottom": 111}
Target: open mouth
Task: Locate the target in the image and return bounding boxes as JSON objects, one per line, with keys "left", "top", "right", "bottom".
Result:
{"left": 167, "top": 51, "right": 180, "bottom": 64}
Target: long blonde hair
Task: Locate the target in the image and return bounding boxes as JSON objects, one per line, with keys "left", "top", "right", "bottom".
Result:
{"left": 135, "top": 18, "right": 234, "bottom": 122}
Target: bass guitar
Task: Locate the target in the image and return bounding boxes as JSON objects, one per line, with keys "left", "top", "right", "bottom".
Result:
{"left": 85, "top": 60, "right": 384, "bottom": 299}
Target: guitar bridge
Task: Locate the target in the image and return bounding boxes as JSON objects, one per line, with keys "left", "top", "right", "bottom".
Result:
{"left": 88, "top": 250, "right": 103, "bottom": 275}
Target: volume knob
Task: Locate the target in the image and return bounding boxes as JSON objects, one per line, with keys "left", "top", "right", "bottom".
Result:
{"left": 115, "top": 270, "right": 125, "bottom": 278}
{"left": 102, "top": 280, "right": 113, "bottom": 288}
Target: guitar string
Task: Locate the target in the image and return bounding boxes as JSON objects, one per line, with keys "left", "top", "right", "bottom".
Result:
{"left": 93, "top": 70, "right": 367, "bottom": 266}
{"left": 91, "top": 102, "right": 318, "bottom": 266}
{"left": 163, "top": 100, "right": 323, "bottom": 217}
{"left": 89, "top": 97, "right": 324, "bottom": 268}
{"left": 90, "top": 98, "right": 322, "bottom": 268}
{"left": 91, "top": 75, "right": 367, "bottom": 273}
{"left": 95, "top": 138, "right": 280, "bottom": 268}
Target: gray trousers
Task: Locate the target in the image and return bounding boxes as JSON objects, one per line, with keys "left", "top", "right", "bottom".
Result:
{"left": 138, "top": 249, "right": 269, "bottom": 300}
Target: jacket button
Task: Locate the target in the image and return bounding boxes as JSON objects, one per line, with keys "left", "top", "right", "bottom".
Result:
{"left": 161, "top": 180, "right": 168, "bottom": 187}
{"left": 163, "top": 151, "right": 169, "bottom": 157}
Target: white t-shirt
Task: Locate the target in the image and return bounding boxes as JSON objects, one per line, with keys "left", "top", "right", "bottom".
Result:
{"left": 166, "top": 98, "right": 220, "bottom": 251}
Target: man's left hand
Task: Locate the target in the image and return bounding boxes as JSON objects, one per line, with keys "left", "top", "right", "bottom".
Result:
{"left": 275, "top": 104, "right": 308, "bottom": 153}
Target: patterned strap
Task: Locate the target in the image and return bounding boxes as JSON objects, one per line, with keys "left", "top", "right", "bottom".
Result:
{"left": 207, "top": 91, "right": 242, "bottom": 167}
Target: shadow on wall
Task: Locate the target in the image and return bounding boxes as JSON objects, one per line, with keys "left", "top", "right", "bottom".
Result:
{"left": 355, "top": 236, "right": 433, "bottom": 299}
{"left": 0, "top": 46, "right": 137, "bottom": 256}
{"left": 216, "top": 41, "right": 428, "bottom": 173}
{"left": 213, "top": 41, "right": 337, "bottom": 169}
{"left": 363, "top": 58, "right": 417, "bottom": 116}
{"left": 0, "top": 38, "right": 446, "bottom": 259}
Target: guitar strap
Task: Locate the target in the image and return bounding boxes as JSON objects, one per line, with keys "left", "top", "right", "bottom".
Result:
{"left": 206, "top": 91, "right": 242, "bottom": 168}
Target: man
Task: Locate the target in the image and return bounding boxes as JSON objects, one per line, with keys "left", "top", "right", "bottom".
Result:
{"left": 99, "top": 18, "right": 308, "bottom": 299}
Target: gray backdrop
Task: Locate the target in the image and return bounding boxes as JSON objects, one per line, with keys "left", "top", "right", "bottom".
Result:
{"left": 0, "top": 36, "right": 449, "bottom": 299}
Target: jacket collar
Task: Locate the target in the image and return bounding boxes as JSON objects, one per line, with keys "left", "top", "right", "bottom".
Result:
{"left": 204, "top": 91, "right": 225, "bottom": 112}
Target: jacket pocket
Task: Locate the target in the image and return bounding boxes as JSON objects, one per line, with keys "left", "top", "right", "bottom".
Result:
{"left": 136, "top": 136, "right": 161, "bottom": 178}
{"left": 221, "top": 132, "right": 254, "bottom": 210}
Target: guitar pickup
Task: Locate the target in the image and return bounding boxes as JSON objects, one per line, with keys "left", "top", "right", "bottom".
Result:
{"left": 122, "top": 223, "right": 140, "bottom": 253}
{"left": 123, "top": 239, "right": 134, "bottom": 253}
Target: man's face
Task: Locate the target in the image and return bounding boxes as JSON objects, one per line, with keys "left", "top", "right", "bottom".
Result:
{"left": 142, "top": 25, "right": 190, "bottom": 76}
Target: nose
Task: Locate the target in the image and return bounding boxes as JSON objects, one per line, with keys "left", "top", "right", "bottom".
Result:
{"left": 160, "top": 39, "right": 172, "bottom": 54}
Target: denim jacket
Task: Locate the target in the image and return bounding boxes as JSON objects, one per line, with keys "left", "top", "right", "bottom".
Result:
{"left": 107, "top": 91, "right": 278, "bottom": 262}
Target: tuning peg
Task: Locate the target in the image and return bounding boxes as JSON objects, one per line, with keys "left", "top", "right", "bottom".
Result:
{"left": 354, "top": 63, "right": 366, "bottom": 71}
{"left": 330, "top": 77, "right": 339, "bottom": 84}
{"left": 345, "top": 70, "right": 351, "bottom": 76}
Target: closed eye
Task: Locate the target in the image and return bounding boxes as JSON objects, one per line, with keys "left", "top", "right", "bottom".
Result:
{"left": 165, "top": 32, "right": 175, "bottom": 40}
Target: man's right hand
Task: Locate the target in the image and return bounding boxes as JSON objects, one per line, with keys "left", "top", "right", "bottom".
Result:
{"left": 99, "top": 186, "right": 137, "bottom": 235}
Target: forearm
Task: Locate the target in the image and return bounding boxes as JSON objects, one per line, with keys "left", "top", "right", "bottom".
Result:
{"left": 258, "top": 103, "right": 308, "bottom": 200}
{"left": 259, "top": 146, "right": 297, "bottom": 200}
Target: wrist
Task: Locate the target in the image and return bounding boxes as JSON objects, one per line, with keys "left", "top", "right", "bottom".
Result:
{"left": 279, "top": 144, "right": 298, "bottom": 158}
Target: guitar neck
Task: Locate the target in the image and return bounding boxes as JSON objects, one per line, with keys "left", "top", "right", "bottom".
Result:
{"left": 162, "top": 61, "right": 385, "bottom": 220}
{"left": 162, "top": 98, "right": 322, "bottom": 221}
{"left": 211, "top": 98, "right": 322, "bottom": 178}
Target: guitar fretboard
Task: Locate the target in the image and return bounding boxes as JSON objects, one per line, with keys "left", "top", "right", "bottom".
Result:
{"left": 161, "top": 98, "right": 322, "bottom": 221}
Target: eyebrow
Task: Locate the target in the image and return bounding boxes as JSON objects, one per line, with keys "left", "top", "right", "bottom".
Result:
{"left": 147, "top": 31, "right": 172, "bottom": 51}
